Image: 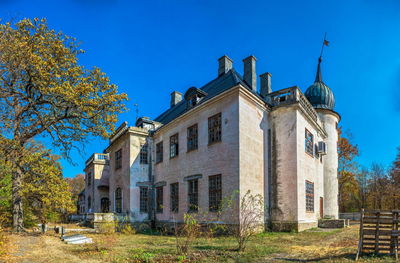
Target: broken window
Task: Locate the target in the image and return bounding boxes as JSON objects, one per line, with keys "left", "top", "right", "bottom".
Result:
{"left": 170, "top": 134, "right": 179, "bottom": 158}
{"left": 305, "top": 129, "right": 314, "bottom": 156}
{"left": 208, "top": 113, "right": 222, "bottom": 144}
{"left": 139, "top": 187, "right": 148, "bottom": 213}
{"left": 156, "top": 141, "right": 163, "bottom": 163}
{"left": 140, "top": 144, "right": 148, "bottom": 164}
{"left": 306, "top": 181, "right": 314, "bottom": 212}
{"left": 188, "top": 179, "right": 198, "bottom": 212}
{"left": 115, "top": 187, "right": 122, "bottom": 213}
{"left": 187, "top": 124, "right": 198, "bottom": 152}
{"left": 209, "top": 174, "right": 222, "bottom": 212}
{"left": 170, "top": 183, "right": 179, "bottom": 213}
{"left": 156, "top": 186, "right": 163, "bottom": 213}
{"left": 115, "top": 149, "right": 122, "bottom": 170}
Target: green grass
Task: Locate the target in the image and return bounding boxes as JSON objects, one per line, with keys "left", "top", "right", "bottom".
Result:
{"left": 6, "top": 225, "right": 398, "bottom": 262}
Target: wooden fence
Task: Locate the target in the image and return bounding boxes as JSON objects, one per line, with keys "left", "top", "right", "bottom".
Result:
{"left": 356, "top": 209, "right": 399, "bottom": 260}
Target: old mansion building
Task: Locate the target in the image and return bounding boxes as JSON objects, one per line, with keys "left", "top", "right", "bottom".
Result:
{"left": 79, "top": 55, "right": 340, "bottom": 231}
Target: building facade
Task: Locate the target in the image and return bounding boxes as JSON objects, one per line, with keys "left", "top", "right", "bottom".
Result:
{"left": 81, "top": 55, "right": 340, "bottom": 231}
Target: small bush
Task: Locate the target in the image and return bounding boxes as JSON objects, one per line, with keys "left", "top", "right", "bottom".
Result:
{"left": 97, "top": 221, "right": 116, "bottom": 234}
{"left": 175, "top": 214, "right": 200, "bottom": 256}
{"left": 120, "top": 223, "right": 136, "bottom": 235}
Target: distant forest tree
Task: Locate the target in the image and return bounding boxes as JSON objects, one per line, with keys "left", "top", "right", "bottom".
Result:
{"left": 338, "top": 127, "right": 400, "bottom": 212}
{"left": 66, "top": 174, "right": 85, "bottom": 213}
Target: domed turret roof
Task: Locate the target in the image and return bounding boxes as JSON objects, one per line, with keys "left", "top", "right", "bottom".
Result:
{"left": 304, "top": 57, "right": 335, "bottom": 110}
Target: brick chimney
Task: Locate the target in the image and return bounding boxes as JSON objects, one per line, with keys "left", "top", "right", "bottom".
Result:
{"left": 170, "top": 91, "right": 182, "bottom": 107}
{"left": 243, "top": 56, "right": 257, "bottom": 92}
{"left": 218, "top": 55, "right": 233, "bottom": 76}
{"left": 260, "top": 72, "right": 272, "bottom": 98}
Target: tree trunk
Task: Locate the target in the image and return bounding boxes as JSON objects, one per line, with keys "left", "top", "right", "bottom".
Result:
{"left": 12, "top": 165, "right": 24, "bottom": 232}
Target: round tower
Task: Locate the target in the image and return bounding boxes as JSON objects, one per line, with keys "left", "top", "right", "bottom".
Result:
{"left": 305, "top": 57, "right": 340, "bottom": 219}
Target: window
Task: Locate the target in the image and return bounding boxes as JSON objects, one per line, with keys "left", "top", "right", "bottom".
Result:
{"left": 156, "top": 142, "right": 163, "bottom": 163}
{"left": 115, "top": 187, "right": 122, "bottom": 213}
{"left": 140, "top": 144, "right": 148, "bottom": 164}
{"left": 170, "top": 134, "right": 179, "bottom": 158}
{"left": 187, "top": 124, "right": 198, "bottom": 151}
{"left": 170, "top": 183, "right": 179, "bottom": 212}
{"left": 140, "top": 187, "right": 148, "bottom": 213}
{"left": 156, "top": 186, "right": 163, "bottom": 213}
{"left": 209, "top": 175, "right": 222, "bottom": 212}
{"left": 87, "top": 196, "right": 91, "bottom": 209}
{"left": 208, "top": 113, "right": 222, "bottom": 144}
{"left": 306, "top": 181, "right": 314, "bottom": 212}
{"left": 115, "top": 149, "right": 122, "bottom": 170}
{"left": 305, "top": 129, "right": 314, "bottom": 156}
{"left": 87, "top": 172, "right": 92, "bottom": 186}
{"left": 188, "top": 179, "right": 198, "bottom": 212}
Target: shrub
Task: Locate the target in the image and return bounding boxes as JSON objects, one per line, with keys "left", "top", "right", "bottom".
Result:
{"left": 174, "top": 213, "right": 200, "bottom": 255}
{"left": 97, "top": 221, "right": 116, "bottom": 234}
{"left": 233, "top": 190, "right": 265, "bottom": 251}
{"left": 120, "top": 222, "right": 136, "bottom": 235}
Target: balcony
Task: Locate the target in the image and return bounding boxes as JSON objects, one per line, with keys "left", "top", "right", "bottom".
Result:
{"left": 266, "top": 86, "right": 318, "bottom": 123}
{"left": 85, "top": 153, "right": 109, "bottom": 167}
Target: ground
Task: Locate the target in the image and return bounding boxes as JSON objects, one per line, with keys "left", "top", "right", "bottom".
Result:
{"left": 0, "top": 225, "right": 397, "bottom": 263}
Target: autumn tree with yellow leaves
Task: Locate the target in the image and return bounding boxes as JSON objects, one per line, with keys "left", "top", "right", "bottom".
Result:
{"left": 0, "top": 18, "right": 127, "bottom": 231}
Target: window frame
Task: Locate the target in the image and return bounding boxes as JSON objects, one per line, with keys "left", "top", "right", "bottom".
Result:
{"left": 208, "top": 113, "right": 222, "bottom": 145}
{"left": 170, "top": 133, "right": 179, "bottom": 158}
{"left": 115, "top": 187, "right": 122, "bottom": 213}
{"left": 156, "top": 186, "right": 163, "bottom": 213}
{"left": 139, "top": 187, "right": 149, "bottom": 213}
{"left": 140, "top": 144, "right": 148, "bottom": 164}
{"left": 305, "top": 180, "right": 314, "bottom": 212}
{"left": 115, "top": 149, "right": 122, "bottom": 170}
{"left": 305, "top": 129, "right": 314, "bottom": 157}
{"left": 87, "top": 172, "right": 92, "bottom": 186}
{"left": 170, "top": 183, "right": 179, "bottom": 213}
{"left": 209, "top": 174, "right": 222, "bottom": 212}
{"left": 187, "top": 124, "right": 198, "bottom": 152}
{"left": 188, "top": 179, "right": 199, "bottom": 212}
{"left": 156, "top": 141, "right": 163, "bottom": 163}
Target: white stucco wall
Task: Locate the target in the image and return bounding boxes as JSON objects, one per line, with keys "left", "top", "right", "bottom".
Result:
{"left": 238, "top": 90, "right": 268, "bottom": 225}
{"left": 317, "top": 110, "right": 339, "bottom": 219}
{"left": 295, "top": 110, "right": 325, "bottom": 224}
{"left": 270, "top": 106, "right": 298, "bottom": 222}
{"left": 128, "top": 129, "right": 150, "bottom": 222}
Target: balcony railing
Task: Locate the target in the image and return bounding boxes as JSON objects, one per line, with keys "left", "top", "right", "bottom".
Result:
{"left": 85, "top": 153, "right": 109, "bottom": 166}
{"left": 266, "top": 86, "right": 318, "bottom": 123}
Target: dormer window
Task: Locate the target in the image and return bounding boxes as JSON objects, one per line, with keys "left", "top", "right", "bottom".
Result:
{"left": 184, "top": 87, "right": 207, "bottom": 109}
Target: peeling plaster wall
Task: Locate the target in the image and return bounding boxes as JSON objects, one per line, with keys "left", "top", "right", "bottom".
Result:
{"left": 108, "top": 133, "right": 131, "bottom": 214}
{"left": 295, "top": 110, "right": 324, "bottom": 224}
{"left": 129, "top": 131, "right": 150, "bottom": 222}
{"left": 238, "top": 91, "right": 268, "bottom": 224}
{"left": 270, "top": 106, "right": 298, "bottom": 222}
{"left": 317, "top": 111, "right": 339, "bottom": 219}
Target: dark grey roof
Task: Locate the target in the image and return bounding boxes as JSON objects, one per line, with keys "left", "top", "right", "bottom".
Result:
{"left": 154, "top": 69, "right": 253, "bottom": 125}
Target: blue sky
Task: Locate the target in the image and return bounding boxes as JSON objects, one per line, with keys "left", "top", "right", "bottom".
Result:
{"left": 1, "top": 0, "right": 400, "bottom": 177}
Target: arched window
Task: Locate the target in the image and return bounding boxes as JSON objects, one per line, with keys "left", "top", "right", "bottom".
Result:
{"left": 115, "top": 188, "right": 122, "bottom": 213}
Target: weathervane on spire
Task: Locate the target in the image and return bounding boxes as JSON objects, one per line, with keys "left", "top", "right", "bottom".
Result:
{"left": 319, "top": 32, "right": 329, "bottom": 59}
{"left": 315, "top": 33, "right": 329, "bottom": 83}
